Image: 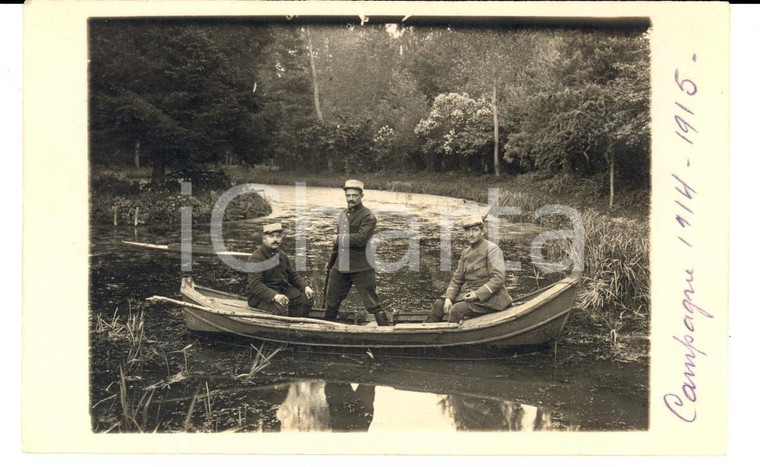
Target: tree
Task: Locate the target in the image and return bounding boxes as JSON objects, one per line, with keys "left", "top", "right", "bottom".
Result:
{"left": 504, "top": 28, "right": 651, "bottom": 204}
{"left": 414, "top": 92, "right": 493, "bottom": 172}
{"left": 89, "top": 20, "right": 270, "bottom": 181}
{"left": 253, "top": 26, "right": 315, "bottom": 170}
{"left": 450, "top": 29, "right": 538, "bottom": 176}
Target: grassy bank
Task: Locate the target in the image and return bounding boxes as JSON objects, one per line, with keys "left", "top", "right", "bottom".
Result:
{"left": 90, "top": 168, "right": 271, "bottom": 225}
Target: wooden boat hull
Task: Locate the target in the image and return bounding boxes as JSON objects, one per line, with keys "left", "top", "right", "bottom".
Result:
{"left": 178, "top": 273, "right": 581, "bottom": 350}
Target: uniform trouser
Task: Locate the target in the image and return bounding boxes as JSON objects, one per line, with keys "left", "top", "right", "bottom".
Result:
{"left": 252, "top": 285, "right": 313, "bottom": 317}
{"left": 325, "top": 268, "right": 382, "bottom": 320}
{"left": 427, "top": 298, "right": 497, "bottom": 323}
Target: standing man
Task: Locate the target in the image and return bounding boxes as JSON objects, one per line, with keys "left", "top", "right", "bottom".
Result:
{"left": 324, "top": 180, "right": 391, "bottom": 326}
{"left": 247, "top": 222, "right": 314, "bottom": 317}
{"left": 425, "top": 214, "right": 512, "bottom": 323}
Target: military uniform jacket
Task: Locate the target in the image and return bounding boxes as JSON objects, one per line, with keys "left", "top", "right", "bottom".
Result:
{"left": 247, "top": 245, "right": 309, "bottom": 308}
{"left": 443, "top": 238, "right": 512, "bottom": 311}
{"left": 329, "top": 203, "right": 377, "bottom": 273}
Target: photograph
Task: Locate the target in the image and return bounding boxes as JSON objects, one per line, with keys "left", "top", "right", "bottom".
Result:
{"left": 22, "top": 0, "right": 729, "bottom": 456}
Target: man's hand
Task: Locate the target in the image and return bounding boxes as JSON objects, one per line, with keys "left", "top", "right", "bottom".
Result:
{"left": 273, "top": 294, "right": 290, "bottom": 308}
{"left": 463, "top": 292, "right": 477, "bottom": 302}
{"left": 443, "top": 298, "right": 453, "bottom": 314}
{"left": 304, "top": 286, "right": 314, "bottom": 300}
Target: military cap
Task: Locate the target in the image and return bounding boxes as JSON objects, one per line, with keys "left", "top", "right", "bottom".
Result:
{"left": 462, "top": 214, "right": 484, "bottom": 229}
{"left": 262, "top": 222, "right": 283, "bottom": 234}
{"left": 343, "top": 179, "right": 364, "bottom": 192}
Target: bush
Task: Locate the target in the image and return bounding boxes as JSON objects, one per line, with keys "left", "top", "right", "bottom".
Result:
{"left": 90, "top": 171, "right": 143, "bottom": 196}
{"left": 90, "top": 165, "right": 272, "bottom": 225}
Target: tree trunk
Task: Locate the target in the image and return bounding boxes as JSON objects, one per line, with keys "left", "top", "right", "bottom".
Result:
{"left": 492, "top": 86, "right": 500, "bottom": 176}
{"left": 306, "top": 26, "right": 324, "bottom": 124}
{"left": 608, "top": 146, "right": 615, "bottom": 209}
{"left": 134, "top": 139, "right": 140, "bottom": 168}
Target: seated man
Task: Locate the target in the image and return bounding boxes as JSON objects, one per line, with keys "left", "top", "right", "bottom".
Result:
{"left": 247, "top": 222, "right": 314, "bottom": 317}
{"left": 425, "top": 214, "right": 512, "bottom": 323}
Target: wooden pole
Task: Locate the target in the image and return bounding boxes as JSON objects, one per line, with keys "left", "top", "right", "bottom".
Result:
{"left": 134, "top": 207, "right": 139, "bottom": 226}
{"left": 113, "top": 206, "right": 118, "bottom": 226}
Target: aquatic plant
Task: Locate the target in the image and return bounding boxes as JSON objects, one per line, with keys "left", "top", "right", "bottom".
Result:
{"left": 117, "top": 366, "right": 159, "bottom": 433}
{"left": 124, "top": 303, "right": 146, "bottom": 371}
{"left": 94, "top": 303, "right": 148, "bottom": 371}
{"left": 579, "top": 210, "right": 649, "bottom": 332}
{"left": 184, "top": 381, "right": 217, "bottom": 432}
{"left": 235, "top": 344, "right": 282, "bottom": 380}
{"left": 539, "top": 209, "right": 650, "bottom": 342}
{"left": 94, "top": 308, "right": 122, "bottom": 335}
{"left": 202, "top": 381, "right": 213, "bottom": 426}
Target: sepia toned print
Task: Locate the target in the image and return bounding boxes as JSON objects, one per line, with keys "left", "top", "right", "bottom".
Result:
{"left": 22, "top": 1, "right": 728, "bottom": 455}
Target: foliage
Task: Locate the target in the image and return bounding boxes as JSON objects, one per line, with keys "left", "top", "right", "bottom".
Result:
{"left": 577, "top": 211, "right": 650, "bottom": 327}
{"left": 253, "top": 26, "right": 316, "bottom": 169}
{"left": 415, "top": 92, "right": 493, "bottom": 171}
{"left": 90, "top": 168, "right": 271, "bottom": 225}
{"left": 89, "top": 20, "right": 270, "bottom": 175}
{"left": 542, "top": 209, "right": 650, "bottom": 340}
{"left": 504, "top": 29, "right": 651, "bottom": 186}
{"left": 90, "top": 21, "right": 650, "bottom": 195}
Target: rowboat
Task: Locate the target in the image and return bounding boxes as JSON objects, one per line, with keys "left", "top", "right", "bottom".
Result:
{"left": 123, "top": 240, "right": 249, "bottom": 257}
{"left": 171, "top": 273, "right": 581, "bottom": 350}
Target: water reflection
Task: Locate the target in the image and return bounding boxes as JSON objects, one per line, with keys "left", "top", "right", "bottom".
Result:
{"left": 270, "top": 380, "right": 555, "bottom": 432}
{"left": 244, "top": 384, "right": 290, "bottom": 432}
{"left": 275, "top": 381, "right": 375, "bottom": 432}
{"left": 325, "top": 383, "right": 375, "bottom": 431}
{"left": 277, "top": 381, "right": 331, "bottom": 431}
{"left": 441, "top": 395, "right": 553, "bottom": 431}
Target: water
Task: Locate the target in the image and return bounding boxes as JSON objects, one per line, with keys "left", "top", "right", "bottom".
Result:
{"left": 89, "top": 185, "right": 648, "bottom": 432}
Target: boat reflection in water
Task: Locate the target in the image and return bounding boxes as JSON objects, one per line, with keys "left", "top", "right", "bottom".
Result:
{"left": 272, "top": 380, "right": 560, "bottom": 432}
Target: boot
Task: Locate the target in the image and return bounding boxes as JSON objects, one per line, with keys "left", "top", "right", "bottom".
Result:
{"left": 324, "top": 307, "right": 339, "bottom": 322}
{"left": 369, "top": 307, "right": 391, "bottom": 327}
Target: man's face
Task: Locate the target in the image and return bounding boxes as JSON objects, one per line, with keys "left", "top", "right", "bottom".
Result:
{"left": 344, "top": 188, "right": 363, "bottom": 208}
{"left": 262, "top": 231, "right": 283, "bottom": 250}
{"left": 465, "top": 225, "right": 484, "bottom": 245}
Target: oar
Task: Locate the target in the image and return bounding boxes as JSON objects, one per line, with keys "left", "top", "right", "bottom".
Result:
{"left": 122, "top": 241, "right": 249, "bottom": 257}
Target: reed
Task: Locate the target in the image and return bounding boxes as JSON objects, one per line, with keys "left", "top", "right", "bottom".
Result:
{"left": 183, "top": 382, "right": 216, "bottom": 432}
{"left": 95, "top": 308, "right": 123, "bottom": 336}
{"left": 540, "top": 209, "right": 650, "bottom": 342}
{"left": 94, "top": 304, "right": 148, "bottom": 371}
{"left": 117, "top": 366, "right": 159, "bottom": 433}
{"left": 235, "top": 344, "right": 283, "bottom": 380}
{"left": 202, "top": 381, "right": 213, "bottom": 426}
{"left": 124, "top": 302, "right": 146, "bottom": 371}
